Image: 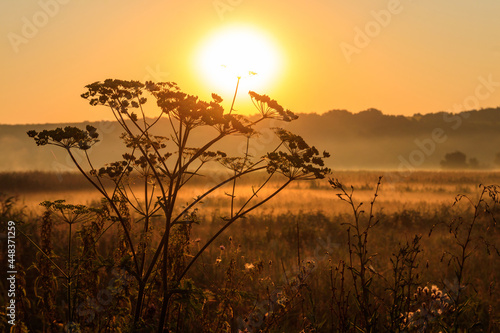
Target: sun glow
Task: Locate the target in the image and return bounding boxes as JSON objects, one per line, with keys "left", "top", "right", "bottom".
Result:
{"left": 195, "top": 26, "right": 283, "bottom": 98}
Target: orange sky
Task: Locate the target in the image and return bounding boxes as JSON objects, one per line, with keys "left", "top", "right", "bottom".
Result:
{"left": 1, "top": 0, "right": 500, "bottom": 125}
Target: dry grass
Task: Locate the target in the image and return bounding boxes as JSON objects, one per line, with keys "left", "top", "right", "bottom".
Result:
{"left": 2, "top": 170, "right": 500, "bottom": 332}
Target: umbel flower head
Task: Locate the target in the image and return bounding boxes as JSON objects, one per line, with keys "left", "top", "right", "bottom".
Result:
{"left": 27, "top": 125, "right": 99, "bottom": 150}
{"left": 249, "top": 91, "right": 298, "bottom": 122}
{"left": 81, "top": 79, "right": 255, "bottom": 135}
{"left": 265, "top": 128, "right": 330, "bottom": 180}
{"left": 40, "top": 199, "right": 102, "bottom": 225}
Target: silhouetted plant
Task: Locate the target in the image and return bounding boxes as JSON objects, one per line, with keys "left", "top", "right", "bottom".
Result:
{"left": 330, "top": 259, "right": 351, "bottom": 332}
{"left": 387, "top": 235, "right": 422, "bottom": 332}
{"left": 27, "top": 79, "right": 330, "bottom": 331}
{"left": 433, "top": 184, "right": 500, "bottom": 332}
{"left": 23, "top": 208, "right": 59, "bottom": 331}
{"left": 0, "top": 193, "right": 26, "bottom": 223}
{"left": 329, "top": 177, "right": 382, "bottom": 332}
{"left": 19, "top": 200, "right": 106, "bottom": 331}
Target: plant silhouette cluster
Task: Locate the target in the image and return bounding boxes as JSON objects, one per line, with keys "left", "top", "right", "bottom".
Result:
{"left": 23, "top": 79, "right": 330, "bottom": 332}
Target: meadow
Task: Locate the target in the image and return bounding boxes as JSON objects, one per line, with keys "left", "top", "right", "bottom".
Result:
{"left": 1, "top": 169, "right": 500, "bottom": 332}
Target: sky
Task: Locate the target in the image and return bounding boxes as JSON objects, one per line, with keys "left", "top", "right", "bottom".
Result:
{"left": 1, "top": 0, "right": 500, "bottom": 125}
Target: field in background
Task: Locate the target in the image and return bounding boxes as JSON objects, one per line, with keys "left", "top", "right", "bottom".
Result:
{"left": 4, "top": 170, "right": 500, "bottom": 214}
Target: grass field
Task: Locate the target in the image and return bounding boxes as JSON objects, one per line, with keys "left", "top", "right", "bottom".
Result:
{"left": 1, "top": 170, "right": 500, "bottom": 332}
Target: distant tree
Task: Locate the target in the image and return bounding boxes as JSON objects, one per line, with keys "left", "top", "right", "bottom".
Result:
{"left": 494, "top": 152, "right": 500, "bottom": 168}
{"left": 440, "top": 151, "right": 468, "bottom": 169}
{"left": 468, "top": 157, "right": 480, "bottom": 169}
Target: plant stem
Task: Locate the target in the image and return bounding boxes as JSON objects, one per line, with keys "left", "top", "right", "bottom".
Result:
{"left": 177, "top": 179, "right": 292, "bottom": 283}
{"left": 68, "top": 222, "right": 72, "bottom": 323}
{"left": 229, "top": 76, "right": 241, "bottom": 115}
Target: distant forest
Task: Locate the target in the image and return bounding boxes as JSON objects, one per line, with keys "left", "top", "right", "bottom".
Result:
{"left": 2, "top": 107, "right": 500, "bottom": 172}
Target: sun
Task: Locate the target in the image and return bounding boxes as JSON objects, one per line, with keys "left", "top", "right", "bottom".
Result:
{"left": 195, "top": 25, "right": 283, "bottom": 98}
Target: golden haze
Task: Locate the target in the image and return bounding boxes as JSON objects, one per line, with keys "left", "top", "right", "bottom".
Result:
{"left": 1, "top": 1, "right": 500, "bottom": 124}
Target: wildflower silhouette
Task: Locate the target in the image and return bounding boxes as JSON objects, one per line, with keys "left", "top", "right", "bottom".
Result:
{"left": 27, "top": 79, "right": 330, "bottom": 331}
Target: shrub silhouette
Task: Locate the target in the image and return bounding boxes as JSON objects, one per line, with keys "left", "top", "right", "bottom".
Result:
{"left": 494, "top": 152, "right": 500, "bottom": 168}
{"left": 440, "top": 151, "right": 468, "bottom": 169}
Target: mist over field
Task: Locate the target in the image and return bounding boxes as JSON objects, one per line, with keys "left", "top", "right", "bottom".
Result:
{"left": 2, "top": 107, "right": 500, "bottom": 173}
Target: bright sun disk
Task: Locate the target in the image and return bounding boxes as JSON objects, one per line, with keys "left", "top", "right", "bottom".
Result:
{"left": 195, "top": 26, "right": 282, "bottom": 98}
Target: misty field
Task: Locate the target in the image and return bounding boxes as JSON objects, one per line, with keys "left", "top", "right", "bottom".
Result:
{"left": 2, "top": 170, "right": 500, "bottom": 332}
